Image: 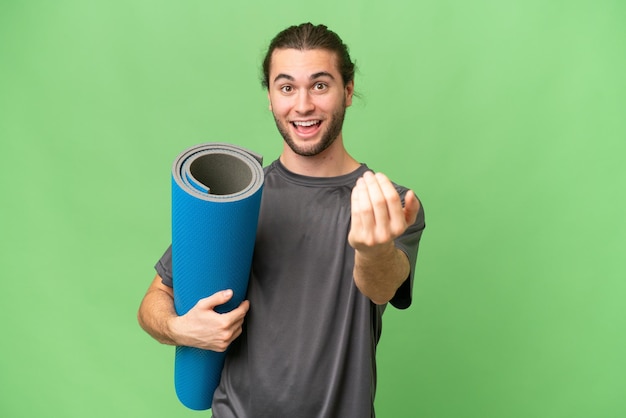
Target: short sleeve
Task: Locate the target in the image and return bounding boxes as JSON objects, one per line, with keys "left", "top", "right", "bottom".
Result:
{"left": 390, "top": 196, "right": 425, "bottom": 309}
{"left": 154, "top": 245, "right": 174, "bottom": 288}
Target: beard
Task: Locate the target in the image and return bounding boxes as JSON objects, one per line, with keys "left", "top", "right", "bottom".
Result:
{"left": 273, "top": 104, "right": 347, "bottom": 157}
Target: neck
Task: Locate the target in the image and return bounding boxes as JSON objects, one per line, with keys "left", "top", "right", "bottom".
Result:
{"left": 279, "top": 137, "right": 360, "bottom": 177}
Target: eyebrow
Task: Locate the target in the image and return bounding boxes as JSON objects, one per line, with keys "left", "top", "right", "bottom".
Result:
{"left": 273, "top": 71, "right": 336, "bottom": 84}
{"left": 310, "top": 71, "right": 335, "bottom": 81}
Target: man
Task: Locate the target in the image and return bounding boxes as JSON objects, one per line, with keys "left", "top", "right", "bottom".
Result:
{"left": 138, "top": 22, "right": 425, "bottom": 417}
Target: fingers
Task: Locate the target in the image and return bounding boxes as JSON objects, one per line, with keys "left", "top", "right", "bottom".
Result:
{"left": 403, "top": 190, "right": 420, "bottom": 226}
{"left": 356, "top": 173, "right": 390, "bottom": 236}
{"left": 374, "top": 173, "right": 407, "bottom": 235}
{"left": 183, "top": 292, "right": 250, "bottom": 352}
{"left": 222, "top": 299, "right": 250, "bottom": 324}
{"left": 197, "top": 290, "right": 250, "bottom": 323}
{"left": 196, "top": 289, "right": 234, "bottom": 310}
{"left": 351, "top": 171, "right": 410, "bottom": 247}
{"left": 213, "top": 299, "right": 249, "bottom": 351}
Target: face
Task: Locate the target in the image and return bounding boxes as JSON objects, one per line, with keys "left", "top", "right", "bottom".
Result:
{"left": 267, "top": 48, "right": 354, "bottom": 157}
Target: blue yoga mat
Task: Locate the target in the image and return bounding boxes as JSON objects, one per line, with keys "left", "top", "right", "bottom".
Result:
{"left": 171, "top": 142, "right": 264, "bottom": 410}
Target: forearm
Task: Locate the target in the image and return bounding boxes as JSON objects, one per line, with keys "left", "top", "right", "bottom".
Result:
{"left": 353, "top": 242, "right": 410, "bottom": 305}
{"left": 348, "top": 171, "right": 420, "bottom": 304}
{"left": 138, "top": 274, "right": 250, "bottom": 351}
{"left": 137, "top": 276, "right": 179, "bottom": 346}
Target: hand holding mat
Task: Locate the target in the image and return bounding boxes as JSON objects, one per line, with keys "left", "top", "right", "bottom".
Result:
{"left": 171, "top": 143, "right": 264, "bottom": 410}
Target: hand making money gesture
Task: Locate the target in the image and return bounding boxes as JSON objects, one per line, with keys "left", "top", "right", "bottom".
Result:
{"left": 349, "top": 171, "right": 421, "bottom": 304}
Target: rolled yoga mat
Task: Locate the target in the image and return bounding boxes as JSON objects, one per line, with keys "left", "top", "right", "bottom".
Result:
{"left": 171, "top": 142, "right": 264, "bottom": 410}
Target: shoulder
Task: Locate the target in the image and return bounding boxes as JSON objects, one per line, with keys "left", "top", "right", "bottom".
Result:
{"left": 263, "top": 159, "right": 280, "bottom": 175}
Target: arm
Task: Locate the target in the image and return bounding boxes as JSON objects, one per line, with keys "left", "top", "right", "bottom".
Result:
{"left": 349, "top": 171, "right": 421, "bottom": 305}
{"left": 137, "top": 274, "right": 250, "bottom": 352}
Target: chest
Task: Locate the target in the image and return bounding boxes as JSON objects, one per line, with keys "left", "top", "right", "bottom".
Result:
{"left": 258, "top": 182, "right": 352, "bottom": 243}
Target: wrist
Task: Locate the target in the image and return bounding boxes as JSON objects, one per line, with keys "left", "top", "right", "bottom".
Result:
{"left": 165, "top": 315, "right": 184, "bottom": 346}
{"left": 354, "top": 241, "right": 396, "bottom": 262}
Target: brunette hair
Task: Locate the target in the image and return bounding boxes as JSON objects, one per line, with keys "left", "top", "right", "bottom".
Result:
{"left": 261, "top": 23, "right": 356, "bottom": 89}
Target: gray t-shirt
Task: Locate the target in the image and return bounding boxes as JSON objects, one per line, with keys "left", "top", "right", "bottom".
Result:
{"left": 155, "top": 160, "right": 425, "bottom": 418}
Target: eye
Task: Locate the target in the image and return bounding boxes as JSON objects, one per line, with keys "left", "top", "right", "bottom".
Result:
{"left": 280, "top": 85, "right": 293, "bottom": 94}
{"left": 313, "top": 82, "right": 328, "bottom": 91}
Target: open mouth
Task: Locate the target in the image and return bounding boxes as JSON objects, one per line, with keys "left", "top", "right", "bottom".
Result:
{"left": 292, "top": 120, "right": 322, "bottom": 135}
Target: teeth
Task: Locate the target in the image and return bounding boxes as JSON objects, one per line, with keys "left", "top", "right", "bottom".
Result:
{"left": 293, "top": 120, "right": 319, "bottom": 127}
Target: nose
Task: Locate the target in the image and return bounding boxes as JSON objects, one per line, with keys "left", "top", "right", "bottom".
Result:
{"left": 294, "top": 90, "right": 315, "bottom": 115}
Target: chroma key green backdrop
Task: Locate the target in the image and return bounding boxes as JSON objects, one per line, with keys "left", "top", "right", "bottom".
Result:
{"left": 1, "top": 1, "right": 625, "bottom": 417}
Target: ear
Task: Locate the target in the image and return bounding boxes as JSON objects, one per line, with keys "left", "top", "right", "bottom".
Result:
{"left": 267, "top": 91, "right": 272, "bottom": 111}
{"left": 344, "top": 80, "right": 354, "bottom": 107}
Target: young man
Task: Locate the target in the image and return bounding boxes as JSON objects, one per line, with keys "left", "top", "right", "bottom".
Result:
{"left": 138, "top": 23, "right": 426, "bottom": 417}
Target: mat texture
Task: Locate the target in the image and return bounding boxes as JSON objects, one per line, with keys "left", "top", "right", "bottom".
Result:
{"left": 171, "top": 143, "right": 264, "bottom": 410}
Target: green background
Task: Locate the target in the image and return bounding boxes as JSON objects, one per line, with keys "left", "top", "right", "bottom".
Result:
{"left": 1, "top": 1, "right": 624, "bottom": 417}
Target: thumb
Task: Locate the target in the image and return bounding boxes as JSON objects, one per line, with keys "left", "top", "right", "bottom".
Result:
{"left": 197, "top": 289, "right": 234, "bottom": 310}
{"left": 403, "top": 190, "right": 420, "bottom": 226}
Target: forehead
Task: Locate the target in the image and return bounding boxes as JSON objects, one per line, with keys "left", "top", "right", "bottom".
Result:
{"left": 269, "top": 48, "right": 340, "bottom": 81}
